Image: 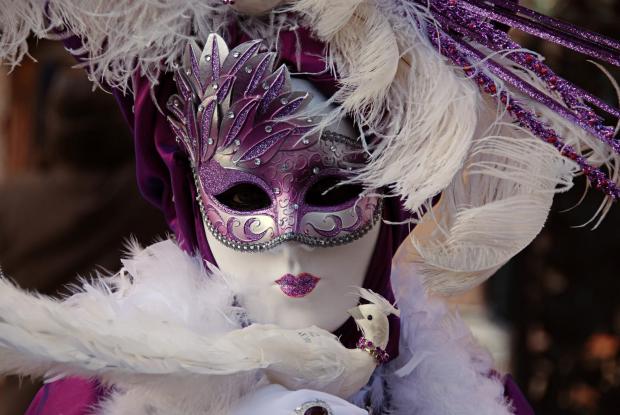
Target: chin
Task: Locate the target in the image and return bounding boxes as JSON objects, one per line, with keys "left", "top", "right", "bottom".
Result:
{"left": 274, "top": 311, "right": 350, "bottom": 332}
{"left": 241, "top": 290, "right": 347, "bottom": 332}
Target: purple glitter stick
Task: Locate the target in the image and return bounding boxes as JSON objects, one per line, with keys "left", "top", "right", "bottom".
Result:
{"left": 397, "top": 0, "right": 620, "bottom": 199}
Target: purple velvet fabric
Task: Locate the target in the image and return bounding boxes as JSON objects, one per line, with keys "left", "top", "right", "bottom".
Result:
{"left": 504, "top": 375, "right": 536, "bottom": 415}
{"left": 25, "top": 378, "right": 106, "bottom": 415}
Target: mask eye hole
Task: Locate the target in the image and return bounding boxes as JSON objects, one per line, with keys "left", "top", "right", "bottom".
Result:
{"left": 305, "top": 176, "right": 364, "bottom": 207}
{"left": 215, "top": 183, "right": 272, "bottom": 212}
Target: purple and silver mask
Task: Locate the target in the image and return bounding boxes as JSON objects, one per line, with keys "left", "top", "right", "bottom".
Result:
{"left": 167, "top": 34, "right": 382, "bottom": 252}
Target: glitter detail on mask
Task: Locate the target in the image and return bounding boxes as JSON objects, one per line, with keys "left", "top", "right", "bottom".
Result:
{"left": 272, "top": 94, "right": 306, "bottom": 118}
{"left": 258, "top": 67, "right": 287, "bottom": 114}
{"left": 195, "top": 132, "right": 382, "bottom": 251}
{"left": 223, "top": 100, "right": 259, "bottom": 148}
{"left": 229, "top": 41, "right": 262, "bottom": 77}
{"left": 245, "top": 54, "right": 274, "bottom": 96}
{"left": 237, "top": 130, "right": 291, "bottom": 162}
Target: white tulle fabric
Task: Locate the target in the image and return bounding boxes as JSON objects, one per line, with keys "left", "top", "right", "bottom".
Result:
{"left": 0, "top": 240, "right": 514, "bottom": 414}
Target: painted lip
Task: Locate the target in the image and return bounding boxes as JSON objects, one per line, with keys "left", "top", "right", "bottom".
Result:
{"left": 275, "top": 273, "right": 321, "bottom": 298}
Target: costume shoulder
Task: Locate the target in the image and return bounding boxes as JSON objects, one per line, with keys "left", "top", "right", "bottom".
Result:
{"left": 26, "top": 378, "right": 104, "bottom": 415}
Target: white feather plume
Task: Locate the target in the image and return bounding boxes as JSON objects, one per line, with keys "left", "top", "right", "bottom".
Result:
{"left": 0, "top": 0, "right": 234, "bottom": 90}
{"left": 1, "top": 0, "right": 615, "bottom": 295}
{"left": 0, "top": 240, "right": 376, "bottom": 400}
{"left": 374, "top": 265, "right": 514, "bottom": 415}
{"left": 292, "top": 1, "right": 614, "bottom": 293}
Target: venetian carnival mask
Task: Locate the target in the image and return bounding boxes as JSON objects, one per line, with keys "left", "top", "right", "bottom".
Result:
{"left": 168, "top": 34, "right": 383, "bottom": 330}
{"left": 168, "top": 34, "right": 382, "bottom": 251}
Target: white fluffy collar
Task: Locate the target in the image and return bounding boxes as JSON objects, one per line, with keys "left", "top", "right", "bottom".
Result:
{"left": 0, "top": 240, "right": 513, "bottom": 414}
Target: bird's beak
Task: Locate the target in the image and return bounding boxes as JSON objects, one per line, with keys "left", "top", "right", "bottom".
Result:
{"left": 348, "top": 307, "right": 364, "bottom": 320}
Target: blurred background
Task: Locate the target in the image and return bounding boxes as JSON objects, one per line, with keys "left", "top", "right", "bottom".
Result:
{"left": 0, "top": 37, "right": 169, "bottom": 414}
{"left": 0, "top": 1, "right": 618, "bottom": 414}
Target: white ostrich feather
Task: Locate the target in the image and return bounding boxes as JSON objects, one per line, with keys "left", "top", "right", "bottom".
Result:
{"left": 0, "top": 0, "right": 233, "bottom": 90}
{"left": 372, "top": 265, "right": 514, "bottom": 415}
{"left": 290, "top": 1, "right": 478, "bottom": 215}
{"left": 0, "top": 240, "right": 385, "bottom": 401}
{"left": 293, "top": 0, "right": 400, "bottom": 120}
{"left": 402, "top": 96, "right": 578, "bottom": 293}
{"left": 290, "top": 1, "right": 617, "bottom": 295}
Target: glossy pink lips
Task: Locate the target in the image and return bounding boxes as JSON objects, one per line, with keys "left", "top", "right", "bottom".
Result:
{"left": 275, "top": 273, "right": 320, "bottom": 298}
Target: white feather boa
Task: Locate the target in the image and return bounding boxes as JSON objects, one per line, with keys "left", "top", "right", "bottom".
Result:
{"left": 0, "top": 240, "right": 514, "bottom": 414}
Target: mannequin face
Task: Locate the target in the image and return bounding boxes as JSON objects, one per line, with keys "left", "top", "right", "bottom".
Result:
{"left": 198, "top": 75, "right": 382, "bottom": 330}
{"left": 208, "top": 221, "right": 380, "bottom": 331}
{"left": 203, "top": 117, "right": 382, "bottom": 330}
{"left": 204, "top": 122, "right": 382, "bottom": 331}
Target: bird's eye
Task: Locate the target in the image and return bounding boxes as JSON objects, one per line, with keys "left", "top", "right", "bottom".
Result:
{"left": 367, "top": 315, "right": 373, "bottom": 321}
{"left": 215, "top": 183, "right": 272, "bottom": 211}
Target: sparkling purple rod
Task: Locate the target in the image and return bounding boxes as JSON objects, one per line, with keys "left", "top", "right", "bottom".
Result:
{"left": 425, "top": 24, "right": 620, "bottom": 200}
{"left": 428, "top": 7, "right": 620, "bottom": 153}
{"left": 457, "top": 1, "right": 620, "bottom": 66}
{"left": 454, "top": 38, "right": 620, "bottom": 153}
{"left": 433, "top": 1, "right": 620, "bottom": 122}
{"left": 480, "top": 0, "right": 620, "bottom": 52}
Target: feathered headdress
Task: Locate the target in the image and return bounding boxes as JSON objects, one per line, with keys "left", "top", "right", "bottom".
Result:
{"left": 1, "top": 0, "right": 618, "bottom": 292}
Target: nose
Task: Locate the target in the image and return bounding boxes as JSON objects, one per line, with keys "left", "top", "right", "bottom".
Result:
{"left": 273, "top": 241, "right": 314, "bottom": 272}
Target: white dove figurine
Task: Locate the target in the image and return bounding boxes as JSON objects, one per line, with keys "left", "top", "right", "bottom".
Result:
{"left": 254, "top": 289, "right": 401, "bottom": 399}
